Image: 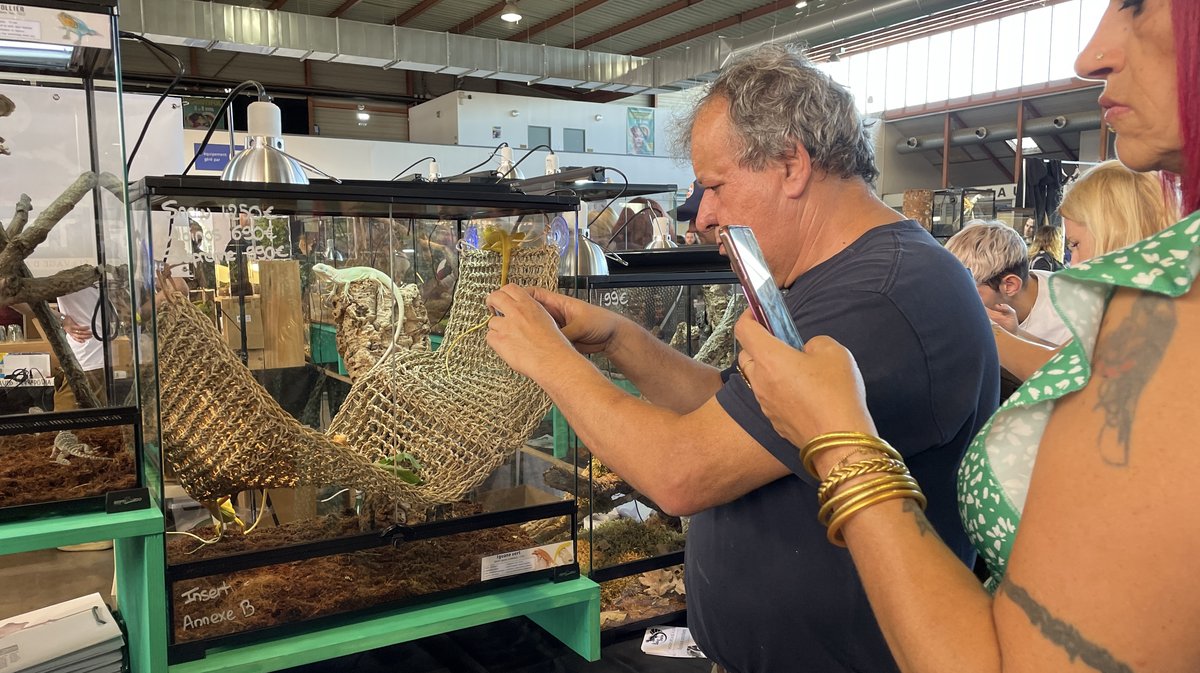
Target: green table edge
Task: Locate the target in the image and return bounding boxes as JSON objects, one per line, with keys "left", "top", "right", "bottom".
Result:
{"left": 0, "top": 507, "right": 163, "bottom": 555}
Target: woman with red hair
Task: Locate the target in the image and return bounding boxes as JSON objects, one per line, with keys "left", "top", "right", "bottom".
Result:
{"left": 735, "top": 1, "right": 1200, "bottom": 671}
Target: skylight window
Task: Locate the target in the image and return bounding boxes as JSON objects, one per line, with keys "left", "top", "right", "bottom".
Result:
{"left": 1005, "top": 137, "right": 1043, "bottom": 154}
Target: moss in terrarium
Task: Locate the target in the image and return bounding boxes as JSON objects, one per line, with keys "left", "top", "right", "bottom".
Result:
{"left": 589, "top": 517, "right": 686, "bottom": 564}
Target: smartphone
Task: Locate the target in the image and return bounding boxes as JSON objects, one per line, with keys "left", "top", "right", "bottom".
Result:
{"left": 719, "top": 225, "right": 805, "bottom": 350}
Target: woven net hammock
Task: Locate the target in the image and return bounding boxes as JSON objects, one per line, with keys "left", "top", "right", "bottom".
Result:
{"left": 327, "top": 244, "right": 559, "bottom": 506}
{"left": 156, "top": 289, "right": 427, "bottom": 505}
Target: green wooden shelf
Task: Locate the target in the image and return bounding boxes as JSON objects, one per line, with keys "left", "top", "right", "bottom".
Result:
{"left": 0, "top": 507, "right": 163, "bottom": 556}
{"left": 169, "top": 576, "right": 602, "bottom": 673}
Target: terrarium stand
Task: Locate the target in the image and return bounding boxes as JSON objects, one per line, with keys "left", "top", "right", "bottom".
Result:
{"left": 0, "top": 507, "right": 169, "bottom": 673}
{"left": 166, "top": 576, "right": 602, "bottom": 673}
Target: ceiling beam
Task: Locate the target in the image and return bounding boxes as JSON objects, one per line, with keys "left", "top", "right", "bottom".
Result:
{"left": 391, "top": 0, "right": 443, "bottom": 26}
{"left": 1023, "top": 100, "right": 1079, "bottom": 161}
{"left": 573, "top": 0, "right": 703, "bottom": 49}
{"left": 949, "top": 112, "right": 1014, "bottom": 183}
{"left": 449, "top": 1, "right": 506, "bottom": 34}
{"left": 328, "top": 0, "right": 364, "bottom": 18}
{"left": 630, "top": 0, "right": 794, "bottom": 57}
{"left": 266, "top": 0, "right": 288, "bottom": 9}
{"left": 506, "top": 0, "right": 609, "bottom": 42}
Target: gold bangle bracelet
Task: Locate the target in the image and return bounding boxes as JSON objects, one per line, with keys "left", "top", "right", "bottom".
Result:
{"left": 817, "top": 457, "right": 909, "bottom": 506}
{"left": 817, "top": 473, "right": 920, "bottom": 526}
{"left": 832, "top": 447, "right": 891, "bottom": 471}
{"left": 826, "top": 488, "right": 928, "bottom": 546}
{"left": 800, "top": 432, "right": 901, "bottom": 479}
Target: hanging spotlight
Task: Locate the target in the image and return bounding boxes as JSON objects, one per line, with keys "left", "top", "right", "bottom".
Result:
{"left": 500, "top": 1, "right": 522, "bottom": 23}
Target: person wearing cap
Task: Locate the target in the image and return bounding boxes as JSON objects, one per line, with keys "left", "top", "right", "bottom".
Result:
{"left": 674, "top": 180, "right": 706, "bottom": 244}
{"left": 484, "top": 45, "right": 996, "bottom": 673}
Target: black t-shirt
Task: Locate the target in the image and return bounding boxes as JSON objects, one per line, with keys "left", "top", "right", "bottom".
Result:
{"left": 687, "top": 219, "right": 999, "bottom": 673}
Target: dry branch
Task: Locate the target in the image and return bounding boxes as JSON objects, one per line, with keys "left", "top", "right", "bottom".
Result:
{"left": 0, "top": 172, "right": 97, "bottom": 270}
{"left": 6, "top": 194, "right": 30, "bottom": 238}
{"left": 0, "top": 174, "right": 107, "bottom": 408}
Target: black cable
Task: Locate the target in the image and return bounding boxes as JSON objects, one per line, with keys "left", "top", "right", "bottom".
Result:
{"left": 90, "top": 283, "right": 121, "bottom": 344}
{"left": 584, "top": 167, "right": 632, "bottom": 246}
{"left": 509, "top": 144, "right": 553, "bottom": 174}
{"left": 445, "top": 142, "right": 507, "bottom": 178}
{"left": 390, "top": 156, "right": 436, "bottom": 181}
{"left": 182, "top": 80, "right": 267, "bottom": 175}
{"left": 119, "top": 32, "right": 184, "bottom": 172}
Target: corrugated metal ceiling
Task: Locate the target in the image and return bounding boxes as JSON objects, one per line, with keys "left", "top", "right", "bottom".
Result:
{"left": 227, "top": 0, "right": 842, "bottom": 56}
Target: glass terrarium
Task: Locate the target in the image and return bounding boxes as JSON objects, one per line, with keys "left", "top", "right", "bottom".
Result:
{"left": 536, "top": 180, "right": 739, "bottom": 634}
{"left": 929, "top": 187, "right": 998, "bottom": 241}
{"left": 129, "top": 175, "right": 582, "bottom": 661}
{"left": 0, "top": 0, "right": 158, "bottom": 521}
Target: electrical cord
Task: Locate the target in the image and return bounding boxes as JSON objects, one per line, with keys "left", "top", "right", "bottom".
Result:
{"left": 390, "top": 156, "right": 436, "bottom": 181}
{"left": 182, "top": 80, "right": 268, "bottom": 175}
{"left": 585, "top": 166, "right": 634, "bottom": 246}
{"left": 119, "top": 32, "right": 184, "bottom": 173}
{"left": 445, "top": 142, "right": 508, "bottom": 178}
{"left": 510, "top": 144, "right": 553, "bottom": 174}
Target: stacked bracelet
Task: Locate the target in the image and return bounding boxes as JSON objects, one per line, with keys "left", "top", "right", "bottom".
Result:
{"left": 800, "top": 432, "right": 927, "bottom": 547}
{"left": 799, "top": 431, "right": 901, "bottom": 479}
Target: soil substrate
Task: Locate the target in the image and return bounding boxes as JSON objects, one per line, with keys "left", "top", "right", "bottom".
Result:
{"left": 167, "top": 507, "right": 543, "bottom": 643}
{"left": 0, "top": 426, "right": 136, "bottom": 509}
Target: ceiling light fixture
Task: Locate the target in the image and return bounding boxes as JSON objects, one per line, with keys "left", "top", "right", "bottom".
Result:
{"left": 795, "top": 1, "right": 808, "bottom": 8}
{"left": 500, "top": 1, "right": 522, "bottom": 23}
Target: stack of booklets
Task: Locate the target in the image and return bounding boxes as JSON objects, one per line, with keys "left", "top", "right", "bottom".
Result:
{"left": 0, "top": 593, "right": 124, "bottom": 673}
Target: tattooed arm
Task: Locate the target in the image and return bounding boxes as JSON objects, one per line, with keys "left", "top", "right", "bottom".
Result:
{"left": 989, "top": 286, "right": 1200, "bottom": 673}
{"left": 735, "top": 286, "right": 1200, "bottom": 673}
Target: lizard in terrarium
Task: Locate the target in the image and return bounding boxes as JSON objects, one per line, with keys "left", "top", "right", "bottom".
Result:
{"left": 49, "top": 430, "right": 112, "bottom": 466}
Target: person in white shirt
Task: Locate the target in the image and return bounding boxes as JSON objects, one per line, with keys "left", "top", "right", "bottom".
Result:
{"left": 945, "top": 222, "right": 1072, "bottom": 348}
{"left": 53, "top": 285, "right": 108, "bottom": 408}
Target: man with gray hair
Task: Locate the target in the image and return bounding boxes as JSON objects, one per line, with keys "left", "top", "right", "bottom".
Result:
{"left": 945, "top": 222, "right": 1072, "bottom": 347}
{"left": 485, "top": 44, "right": 997, "bottom": 673}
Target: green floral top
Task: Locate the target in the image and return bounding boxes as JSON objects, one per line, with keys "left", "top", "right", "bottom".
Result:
{"left": 958, "top": 210, "right": 1200, "bottom": 588}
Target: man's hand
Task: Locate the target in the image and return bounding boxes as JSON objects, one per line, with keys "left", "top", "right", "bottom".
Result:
{"left": 486, "top": 285, "right": 585, "bottom": 381}
{"left": 734, "top": 315, "right": 877, "bottom": 476}
{"left": 985, "top": 302, "right": 1019, "bottom": 334}
{"left": 522, "top": 286, "right": 626, "bottom": 356}
{"left": 62, "top": 315, "right": 93, "bottom": 344}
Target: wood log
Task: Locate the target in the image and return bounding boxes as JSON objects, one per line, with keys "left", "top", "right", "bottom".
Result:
{"left": 543, "top": 464, "right": 630, "bottom": 509}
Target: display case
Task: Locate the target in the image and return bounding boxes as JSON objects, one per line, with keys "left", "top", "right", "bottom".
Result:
{"left": 129, "top": 175, "right": 584, "bottom": 662}
{"left": 929, "top": 188, "right": 997, "bottom": 241}
{"left": 517, "top": 180, "right": 740, "bottom": 634}
{"left": 0, "top": 0, "right": 159, "bottom": 522}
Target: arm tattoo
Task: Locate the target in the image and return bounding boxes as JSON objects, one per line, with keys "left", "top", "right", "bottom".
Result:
{"left": 1092, "top": 293, "right": 1175, "bottom": 466}
{"left": 1001, "top": 581, "right": 1134, "bottom": 673}
{"left": 902, "top": 498, "right": 938, "bottom": 539}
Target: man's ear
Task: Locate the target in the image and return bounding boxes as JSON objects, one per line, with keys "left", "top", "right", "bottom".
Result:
{"left": 999, "top": 273, "right": 1024, "bottom": 297}
{"left": 780, "top": 143, "right": 813, "bottom": 198}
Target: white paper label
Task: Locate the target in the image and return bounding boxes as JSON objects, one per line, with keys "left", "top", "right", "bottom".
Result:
{"left": 0, "top": 6, "right": 109, "bottom": 49}
{"left": 480, "top": 542, "right": 574, "bottom": 581}
{"left": 0, "top": 17, "right": 40, "bottom": 41}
